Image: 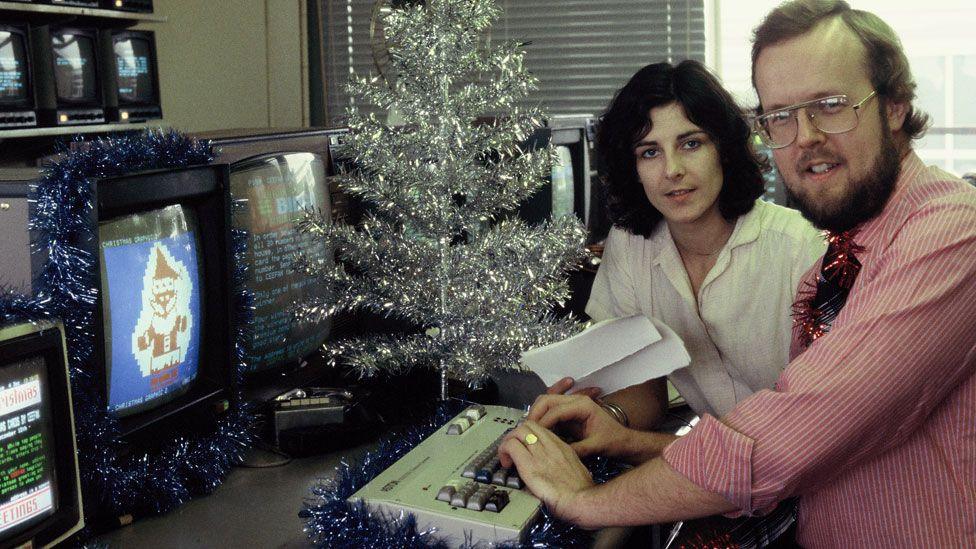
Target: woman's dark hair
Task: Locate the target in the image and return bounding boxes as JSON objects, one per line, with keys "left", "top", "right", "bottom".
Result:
{"left": 596, "top": 60, "right": 765, "bottom": 238}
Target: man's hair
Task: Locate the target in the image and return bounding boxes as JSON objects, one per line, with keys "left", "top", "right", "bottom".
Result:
{"left": 595, "top": 60, "right": 764, "bottom": 238}
{"left": 751, "top": 0, "right": 929, "bottom": 141}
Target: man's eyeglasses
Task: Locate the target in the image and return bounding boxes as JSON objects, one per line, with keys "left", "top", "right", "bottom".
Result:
{"left": 754, "top": 91, "right": 877, "bottom": 149}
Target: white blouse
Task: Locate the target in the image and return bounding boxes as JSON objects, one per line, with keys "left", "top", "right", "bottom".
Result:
{"left": 585, "top": 200, "right": 825, "bottom": 418}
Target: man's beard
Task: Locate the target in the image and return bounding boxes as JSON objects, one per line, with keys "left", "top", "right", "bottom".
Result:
{"left": 785, "top": 121, "right": 901, "bottom": 233}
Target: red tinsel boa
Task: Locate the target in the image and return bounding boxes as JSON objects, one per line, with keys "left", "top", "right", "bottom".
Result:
{"left": 792, "top": 230, "right": 865, "bottom": 348}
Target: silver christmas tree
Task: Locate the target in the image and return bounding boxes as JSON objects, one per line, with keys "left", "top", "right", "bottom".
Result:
{"left": 300, "top": 0, "right": 587, "bottom": 396}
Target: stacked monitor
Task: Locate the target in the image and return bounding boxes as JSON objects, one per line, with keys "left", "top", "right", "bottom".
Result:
{"left": 0, "top": 321, "right": 84, "bottom": 548}
{"left": 102, "top": 30, "right": 162, "bottom": 122}
{"left": 32, "top": 26, "right": 106, "bottom": 126}
{"left": 47, "top": 0, "right": 100, "bottom": 8}
{"left": 1, "top": 24, "right": 163, "bottom": 128}
{"left": 99, "top": 0, "right": 154, "bottom": 13}
{"left": 0, "top": 23, "right": 38, "bottom": 129}
{"left": 91, "top": 165, "right": 235, "bottom": 437}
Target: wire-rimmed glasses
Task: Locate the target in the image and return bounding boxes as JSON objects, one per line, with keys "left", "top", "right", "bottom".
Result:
{"left": 754, "top": 91, "right": 878, "bottom": 149}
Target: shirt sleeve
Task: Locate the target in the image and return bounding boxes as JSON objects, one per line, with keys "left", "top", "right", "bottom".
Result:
{"left": 662, "top": 196, "right": 976, "bottom": 516}
{"left": 585, "top": 228, "right": 642, "bottom": 322}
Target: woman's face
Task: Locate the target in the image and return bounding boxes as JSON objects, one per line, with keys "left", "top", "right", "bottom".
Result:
{"left": 633, "top": 102, "right": 725, "bottom": 228}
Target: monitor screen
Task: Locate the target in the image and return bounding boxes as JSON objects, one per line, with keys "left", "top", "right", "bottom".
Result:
{"left": 0, "top": 29, "right": 29, "bottom": 104}
{"left": 0, "top": 355, "right": 59, "bottom": 540}
{"left": 113, "top": 35, "right": 155, "bottom": 104}
{"left": 230, "top": 153, "right": 332, "bottom": 374}
{"left": 98, "top": 205, "right": 204, "bottom": 417}
{"left": 51, "top": 31, "right": 97, "bottom": 104}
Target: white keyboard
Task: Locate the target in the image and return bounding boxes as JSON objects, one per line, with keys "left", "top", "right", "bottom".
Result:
{"left": 348, "top": 404, "right": 542, "bottom": 545}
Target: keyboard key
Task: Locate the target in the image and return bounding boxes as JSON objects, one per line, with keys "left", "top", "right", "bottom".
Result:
{"left": 450, "top": 492, "right": 468, "bottom": 508}
{"left": 436, "top": 485, "right": 456, "bottom": 503}
{"left": 466, "top": 492, "right": 488, "bottom": 511}
{"left": 506, "top": 474, "right": 522, "bottom": 490}
{"left": 485, "top": 491, "right": 510, "bottom": 513}
{"left": 465, "top": 405, "right": 486, "bottom": 421}
{"left": 492, "top": 468, "right": 509, "bottom": 486}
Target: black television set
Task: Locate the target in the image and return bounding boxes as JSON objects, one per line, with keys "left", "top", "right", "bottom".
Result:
{"left": 100, "top": 0, "right": 154, "bottom": 12}
{"left": 0, "top": 321, "right": 84, "bottom": 548}
{"left": 228, "top": 152, "right": 333, "bottom": 381}
{"left": 31, "top": 26, "right": 106, "bottom": 126}
{"left": 89, "top": 165, "right": 235, "bottom": 438}
{"left": 102, "top": 30, "right": 161, "bottom": 123}
{"left": 0, "top": 23, "right": 38, "bottom": 129}
{"left": 198, "top": 130, "right": 345, "bottom": 404}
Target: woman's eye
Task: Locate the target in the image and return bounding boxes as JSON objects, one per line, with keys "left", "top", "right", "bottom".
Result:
{"left": 638, "top": 148, "right": 659, "bottom": 158}
{"left": 682, "top": 139, "right": 702, "bottom": 149}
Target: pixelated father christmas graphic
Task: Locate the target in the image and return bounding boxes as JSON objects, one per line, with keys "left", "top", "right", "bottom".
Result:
{"left": 131, "top": 242, "right": 194, "bottom": 391}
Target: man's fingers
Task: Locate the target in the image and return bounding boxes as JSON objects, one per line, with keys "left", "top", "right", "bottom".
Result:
{"left": 569, "top": 438, "right": 600, "bottom": 459}
{"left": 498, "top": 430, "right": 535, "bottom": 469}
{"left": 570, "top": 386, "right": 602, "bottom": 399}
{"left": 546, "top": 377, "right": 576, "bottom": 395}
{"left": 534, "top": 398, "right": 598, "bottom": 430}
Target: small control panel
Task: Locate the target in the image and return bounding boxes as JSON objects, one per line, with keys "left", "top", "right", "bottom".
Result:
{"left": 348, "top": 404, "right": 540, "bottom": 545}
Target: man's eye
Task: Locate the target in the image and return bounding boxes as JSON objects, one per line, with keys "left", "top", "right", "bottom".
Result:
{"left": 816, "top": 97, "right": 849, "bottom": 114}
{"left": 765, "top": 111, "right": 793, "bottom": 127}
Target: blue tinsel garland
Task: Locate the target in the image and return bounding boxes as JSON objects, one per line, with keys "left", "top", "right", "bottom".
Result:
{"left": 0, "top": 130, "right": 255, "bottom": 522}
{"left": 300, "top": 400, "right": 625, "bottom": 548}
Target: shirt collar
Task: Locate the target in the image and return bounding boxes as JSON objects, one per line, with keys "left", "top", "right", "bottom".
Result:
{"left": 846, "top": 151, "right": 925, "bottom": 251}
{"left": 649, "top": 200, "right": 764, "bottom": 266}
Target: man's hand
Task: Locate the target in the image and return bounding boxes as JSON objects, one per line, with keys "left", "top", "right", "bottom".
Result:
{"left": 497, "top": 420, "right": 595, "bottom": 526}
{"left": 526, "top": 393, "right": 630, "bottom": 459}
{"left": 546, "top": 376, "right": 602, "bottom": 399}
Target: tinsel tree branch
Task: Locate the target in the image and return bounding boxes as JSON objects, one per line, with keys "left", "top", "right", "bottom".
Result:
{"left": 298, "top": 0, "right": 588, "bottom": 385}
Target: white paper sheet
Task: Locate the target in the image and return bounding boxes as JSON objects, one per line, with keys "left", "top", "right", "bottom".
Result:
{"left": 520, "top": 315, "right": 690, "bottom": 396}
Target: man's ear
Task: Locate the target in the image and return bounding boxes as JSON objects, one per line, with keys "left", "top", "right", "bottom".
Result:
{"left": 885, "top": 99, "right": 909, "bottom": 134}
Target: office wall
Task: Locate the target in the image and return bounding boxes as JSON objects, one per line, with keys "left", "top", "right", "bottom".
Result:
{"left": 139, "top": 0, "right": 308, "bottom": 133}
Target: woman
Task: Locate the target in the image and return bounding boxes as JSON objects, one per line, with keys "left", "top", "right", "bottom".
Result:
{"left": 554, "top": 60, "right": 824, "bottom": 444}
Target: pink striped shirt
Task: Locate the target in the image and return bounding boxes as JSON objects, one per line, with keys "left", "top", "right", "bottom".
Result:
{"left": 662, "top": 152, "right": 976, "bottom": 548}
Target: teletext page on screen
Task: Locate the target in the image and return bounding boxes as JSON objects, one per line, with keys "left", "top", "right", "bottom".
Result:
{"left": 0, "top": 358, "right": 55, "bottom": 535}
{"left": 242, "top": 167, "right": 331, "bottom": 372}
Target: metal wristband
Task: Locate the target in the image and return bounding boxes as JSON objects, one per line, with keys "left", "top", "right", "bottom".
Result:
{"left": 598, "top": 400, "right": 629, "bottom": 428}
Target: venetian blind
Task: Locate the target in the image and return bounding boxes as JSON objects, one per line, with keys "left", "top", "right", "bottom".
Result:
{"left": 317, "top": 0, "right": 706, "bottom": 124}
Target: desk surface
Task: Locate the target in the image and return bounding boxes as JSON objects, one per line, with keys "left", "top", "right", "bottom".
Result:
{"left": 95, "top": 443, "right": 374, "bottom": 549}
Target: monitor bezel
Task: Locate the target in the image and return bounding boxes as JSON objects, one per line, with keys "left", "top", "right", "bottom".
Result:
{"left": 110, "top": 29, "right": 160, "bottom": 108}
{"left": 229, "top": 152, "right": 335, "bottom": 393}
{"left": 47, "top": 26, "right": 102, "bottom": 108}
{"left": 0, "top": 23, "right": 36, "bottom": 110}
{"left": 0, "top": 322, "right": 84, "bottom": 548}
{"left": 90, "top": 165, "right": 236, "bottom": 439}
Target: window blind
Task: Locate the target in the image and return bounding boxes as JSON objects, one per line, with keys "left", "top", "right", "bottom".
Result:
{"left": 317, "top": 0, "right": 706, "bottom": 124}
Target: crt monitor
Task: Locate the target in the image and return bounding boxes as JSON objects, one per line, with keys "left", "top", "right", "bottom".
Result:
{"left": 31, "top": 26, "right": 106, "bottom": 126}
{"left": 229, "top": 152, "right": 333, "bottom": 383}
{"left": 0, "top": 23, "right": 38, "bottom": 129}
{"left": 91, "top": 165, "right": 235, "bottom": 438}
{"left": 105, "top": 30, "right": 161, "bottom": 122}
{"left": 0, "top": 321, "right": 84, "bottom": 548}
{"left": 513, "top": 120, "right": 598, "bottom": 238}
